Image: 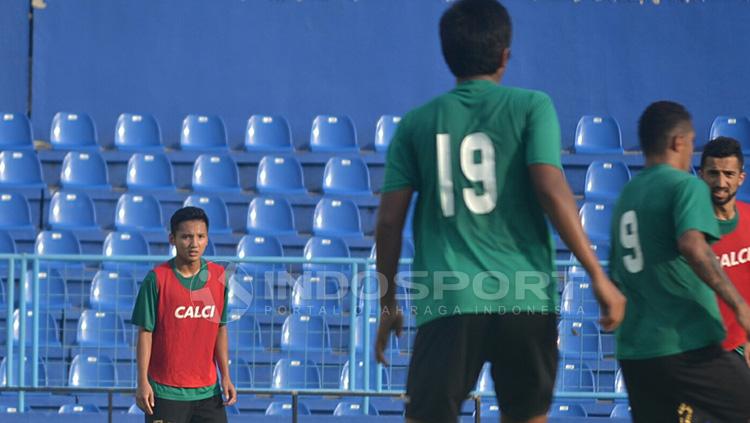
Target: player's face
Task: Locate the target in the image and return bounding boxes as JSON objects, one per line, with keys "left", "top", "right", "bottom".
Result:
{"left": 700, "top": 156, "right": 745, "bottom": 206}
{"left": 169, "top": 220, "right": 208, "bottom": 264}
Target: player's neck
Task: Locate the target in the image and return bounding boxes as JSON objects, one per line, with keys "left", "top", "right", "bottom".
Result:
{"left": 714, "top": 200, "right": 737, "bottom": 221}
{"left": 173, "top": 257, "right": 202, "bottom": 277}
{"left": 456, "top": 75, "right": 500, "bottom": 84}
{"left": 644, "top": 155, "right": 687, "bottom": 171}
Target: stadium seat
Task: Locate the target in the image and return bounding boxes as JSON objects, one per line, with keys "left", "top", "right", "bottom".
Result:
{"left": 0, "top": 192, "right": 34, "bottom": 230}
{"left": 115, "top": 193, "right": 165, "bottom": 232}
{"left": 340, "top": 360, "right": 389, "bottom": 391}
{"left": 474, "top": 402, "right": 500, "bottom": 418}
{"left": 35, "top": 230, "right": 81, "bottom": 257}
{"left": 566, "top": 243, "right": 609, "bottom": 281}
{"left": 127, "top": 404, "right": 144, "bottom": 415}
{"left": 245, "top": 115, "right": 294, "bottom": 152}
{"left": 583, "top": 160, "right": 631, "bottom": 202}
{"left": 302, "top": 236, "right": 351, "bottom": 275}
{"left": 12, "top": 309, "right": 62, "bottom": 347}
{"left": 312, "top": 197, "right": 363, "bottom": 238}
{"left": 561, "top": 281, "right": 599, "bottom": 320}
{"left": 226, "top": 311, "right": 265, "bottom": 351}
{"left": 353, "top": 315, "right": 397, "bottom": 355}
{"left": 48, "top": 191, "right": 99, "bottom": 230}
{"left": 89, "top": 270, "right": 138, "bottom": 312}
{"left": 271, "top": 358, "right": 321, "bottom": 389}
{"left": 579, "top": 202, "right": 612, "bottom": 243}
{"left": 68, "top": 354, "right": 117, "bottom": 387}
{"left": 180, "top": 114, "right": 228, "bottom": 151}
{"left": 549, "top": 403, "right": 587, "bottom": 417}
{"left": 102, "top": 231, "right": 151, "bottom": 270}
{"left": 76, "top": 309, "right": 128, "bottom": 348}
{"left": 236, "top": 235, "right": 284, "bottom": 274}
{"left": 183, "top": 195, "right": 231, "bottom": 234}
{"left": 310, "top": 115, "right": 358, "bottom": 152}
{"left": 710, "top": 116, "right": 750, "bottom": 150}
{"left": 0, "top": 356, "right": 47, "bottom": 387}
{"left": 322, "top": 157, "right": 372, "bottom": 196}
{"left": 246, "top": 196, "right": 297, "bottom": 236}
{"left": 573, "top": 115, "right": 623, "bottom": 154}
{"left": 0, "top": 231, "right": 16, "bottom": 254}
{"left": 23, "top": 269, "right": 68, "bottom": 310}
{"left": 475, "top": 362, "right": 494, "bottom": 394}
{"left": 265, "top": 400, "right": 311, "bottom": 416}
{"left": 0, "top": 113, "right": 33, "bottom": 150}
{"left": 556, "top": 363, "right": 596, "bottom": 392}
{"left": 126, "top": 153, "right": 175, "bottom": 191}
{"left": 0, "top": 151, "right": 45, "bottom": 189}
{"left": 58, "top": 404, "right": 100, "bottom": 414}
{"left": 614, "top": 369, "right": 626, "bottom": 393}
{"left": 374, "top": 115, "right": 401, "bottom": 153}
{"left": 334, "top": 401, "right": 379, "bottom": 416}
{"left": 60, "top": 151, "right": 110, "bottom": 190}
{"left": 558, "top": 319, "right": 601, "bottom": 359}
{"left": 115, "top": 113, "right": 162, "bottom": 151}
{"left": 611, "top": 404, "right": 631, "bottom": 418}
{"left": 291, "top": 274, "right": 342, "bottom": 315}
{"left": 226, "top": 273, "right": 274, "bottom": 314}
{"left": 50, "top": 112, "right": 98, "bottom": 150}
{"left": 192, "top": 154, "right": 241, "bottom": 192}
{"left": 280, "top": 314, "right": 331, "bottom": 353}
{"left": 256, "top": 155, "right": 306, "bottom": 195}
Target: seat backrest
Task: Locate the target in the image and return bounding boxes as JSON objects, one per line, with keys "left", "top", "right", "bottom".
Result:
{"left": 115, "top": 194, "right": 164, "bottom": 232}
{"left": 291, "top": 274, "right": 341, "bottom": 313}
{"left": 228, "top": 357, "right": 254, "bottom": 388}
{"left": 584, "top": 160, "right": 630, "bottom": 202}
{"left": 50, "top": 112, "right": 97, "bottom": 150}
{"left": 48, "top": 191, "right": 98, "bottom": 230}
{"left": 339, "top": 359, "right": 389, "bottom": 391}
{"left": 58, "top": 404, "right": 100, "bottom": 414}
{"left": 13, "top": 309, "right": 61, "bottom": 347}
{"left": 549, "top": 403, "right": 587, "bottom": 417}
{"left": 23, "top": 269, "right": 67, "bottom": 309}
{"left": 0, "top": 356, "right": 47, "bottom": 387}
{"left": 280, "top": 314, "right": 330, "bottom": 352}
{"left": 0, "top": 192, "right": 33, "bottom": 230}
{"left": 225, "top": 312, "right": 264, "bottom": 351}
{"left": 374, "top": 115, "right": 401, "bottom": 153}
{"left": 192, "top": 154, "right": 240, "bottom": 192}
{"left": 256, "top": 155, "right": 306, "bottom": 194}
{"left": 475, "top": 362, "right": 494, "bottom": 393}
{"left": 180, "top": 114, "right": 228, "bottom": 151}
{"left": 236, "top": 235, "right": 284, "bottom": 263}
{"left": 333, "top": 401, "right": 379, "bottom": 416}
{"left": 68, "top": 354, "right": 117, "bottom": 387}
{"left": 226, "top": 273, "right": 273, "bottom": 313}
{"left": 0, "top": 113, "right": 33, "bottom": 150}
{"left": 574, "top": 115, "right": 623, "bottom": 154}
{"left": 245, "top": 115, "right": 293, "bottom": 152}
{"left": 35, "top": 230, "right": 81, "bottom": 255}
{"left": 103, "top": 231, "right": 150, "bottom": 257}
{"left": 710, "top": 116, "right": 750, "bottom": 151}
{"left": 265, "top": 400, "right": 311, "bottom": 416}
{"left": 312, "top": 197, "right": 362, "bottom": 237}
{"left": 0, "top": 151, "right": 44, "bottom": 187}
{"left": 183, "top": 195, "right": 230, "bottom": 233}
{"left": 310, "top": 115, "right": 357, "bottom": 152}
{"left": 89, "top": 270, "right": 138, "bottom": 312}
{"left": 60, "top": 151, "right": 109, "bottom": 189}
{"left": 271, "top": 358, "right": 321, "bottom": 389}
{"left": 302, "top": 236, "right": 350, "bottom": 274}
{"left": 579, "top": 202, "right": 612, "bottom": 242}
{"left": 0, "top": 231, "right": 16, "bottom": 254}
{"left": 115, "top": 113, "right": 162, "bottom": 151}
{"left": 246, "top": 196, "right": 296, "bottom": 236}
{"left": 322, "top": 156, "right": 371, "bottom": 196}
{"left": 558, "top": 319, "right": 601, "bottom": 358}
{"left": 126, "top": 153, "right": 174, "bottom": 190}
{"left": 76, "top": 309, "right": 127, "bottom": 347}
{"left": 556, "top": 362, "right": 596, "bottom": 392}
{"left": 611, "top": 404, "right": 631, "bottom": 418}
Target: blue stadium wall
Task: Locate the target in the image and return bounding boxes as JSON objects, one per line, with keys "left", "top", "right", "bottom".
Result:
{"left": 0, "top": 0, "right": 29, "bottom": 113}
{"left": 26, "top": 0, "right": 750, "bottom": 150}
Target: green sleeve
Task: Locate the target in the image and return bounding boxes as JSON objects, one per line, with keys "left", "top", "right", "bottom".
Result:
{"left": 381, "top": 114, "right": 419, "bottom": 192}
{"left": 220, "top": 275, "right": 229, "bottom": 326}
{"left": 672, "top": 177, "right": 721, "bottom": 242}
{"left": 131, "top": 271, "right": 158, "bottom": 332}
{"left": 524, "top": 92, "right": 562, "bottom": 169}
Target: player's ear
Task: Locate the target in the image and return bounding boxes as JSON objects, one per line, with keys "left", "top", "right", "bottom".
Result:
{"left": 739, "top": 169, "right": 746, "bottom": 186}
{"left": 168, "top": 232, "right": 175, "bottom": 246}
{"left": 500, "top": 48, "right": 511, "bottom": 70}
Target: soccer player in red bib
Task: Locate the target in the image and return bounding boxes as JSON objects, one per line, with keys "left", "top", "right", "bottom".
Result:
{"left": 699, "top": 136, "right": 750, "bottom": 366}
{"left": 132, "top": 207, "right": 236, "bottom": 422}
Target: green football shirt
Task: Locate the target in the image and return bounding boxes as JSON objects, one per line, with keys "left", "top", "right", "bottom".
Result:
{"left": 609, "top": 164, "right": 725, "bottom": 359}
{"left": 131, "top": 258, "right": 228, "bottom": 401}
{"left": 382, "top": 79, "right": 562, "bottom": 326}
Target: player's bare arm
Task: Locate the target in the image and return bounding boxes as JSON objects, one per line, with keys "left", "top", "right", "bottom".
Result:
{"left": 529, "top": 163, "right": 626, "bottom": 331}
{"left": 214, "top": 325, "right": 237, "bottom": 405}
{"left": 135, "top": 328, "right": 155, "bottom": 415}
{"left": 678, "top": 229, "right": 750, "bottom": 337}
{"left": 374, "top": 188, "right": 412, "bottom": 365}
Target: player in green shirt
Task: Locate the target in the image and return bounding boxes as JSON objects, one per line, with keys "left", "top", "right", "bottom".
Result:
{"left": 373, "top": 1, "right": 625, "bottom": 422}
{"left": 609, "top": 101, "right": 750, "bottom": 422}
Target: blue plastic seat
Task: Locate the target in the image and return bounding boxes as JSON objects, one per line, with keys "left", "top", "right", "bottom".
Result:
{"left": 0, "top": 231, "right": 15, "bottom": 254}
{"left": 280, "top": 314, "right": 331, "bottom": 353}
{"left": 555, "top": 363, "right": 596, "bottom": 393}
{"left": 566, "top": 243, "right": 609, "bottom": 281}
{"left": 310, "top": 115, "right": 358, "bottom": 152}
{"left": 0, "top": 151, "right": 45, "bottom": 189}
{"left": 579, "top": 202, "right": 612, "bottom": 243}
{"left": 710, "top": 116, "right": 750, "bottom": 150}
{"left": 611, "top": 404, "right": 631, "bottom": 418}
{"left": 614, "top": 369, "right": 626, "bottom": 393}
{"left": 68, "top": 354, "right": 117, "bottom": 387}
{"left": 271, "top": 358, "right": 321, "bottom": 389}
{"left": 126, "top": 153, "right": 175, "bottom": 191}
{"left": 313, "top": 197, "right": 363, "bottom": 238}
{"left": 226, "top": 311, "right": 265, "bottom": 352}
{"left": 473, "top": 402, "right": 500, "bottom": 418}
{"left": 228, "top": 357, "right": 254, "bottom": 388}
{"left": 115, "top": 193, "right": 164, "bottom": 232}
{"left": 76, "top": 309, "right": 128, "bottom": 348}
{"left": 561, "top": 281, "right": 599, "bottom": 320}
{"left": 58, "top": 404, "right": 100, "bottom": 414}
{"left": 48, "top": 191, "right": 99, "bottom": 230}
{"left": 549, "top": 403, "right": 587, "bottom": 417}
{"left": 256, "top": 155, "right": 306, "bottom": 195}
{"left": 334, "top": 401, "right": 379, "bottom": 416}
{"left": 246, "top": 196, "right": 296, "bottom": 236}
{"left": 50, "top": 112, "right": 98, "bottom": 150}
{"left": 226, "top": 273, "right": 274, "bottom": 314}
{"left": 0, "top": 356, "right": 47, "bottom": 386}
{"left": 180, "top": 114, "right": 228, "bottom": 151}
{"left": 475, "top": 362, "right": 494, "bottom": 394}
{"left": 291, "top": 274, "right": 342, "bottom": 315}
{"left": 183, "top": 195, "right": 231, "bottom": 234}
{"left": 0, "top": 113, "right": 33, "bottom": 150}
{"left": 322, "top": 157, "right": 372, "bottom": 196}
{"left": 573, "top": 115, "right": 623, "bottom": 154}
{"left": 23, "top": 269, "right": 68, "bottom": 309}
{"left": 12, "top": 309, "right": 62, "bottom": 347}
{"left": 127, "top": 404, "right": 144, "bottom": 415}
{"left": 245, "top": 115, "right": 293, "bottom": 152}
{"left": 35, "top": 230, "right": 81, "bottom": 256}
{"left": 236, "top": 235, "right": 284, "bottom": 274}
{"left": 584, "top": 160, "right": 630, "bottom": 202}
{"left": 340, "top": 359, "right": 389, "bottom": 391}
{"left": 265, "top": 400, "right": 311, "bottom": 416}
{"left": 374, "top": 115, "right": 401, "bottom": 153}
{"left": 192, "top": 154, "right": 241, "bottom": 192}
{"left": 102, "top": 231, "right": 151, "bottom": 271}
{"left": 89, "top": 270, "right": 138, "bottom": 312}
{"left": 60, "top": 151, "right": 110, "bottom": 190}
{"left": 0, "top": 192, "right": 34, "bottom": 230}
{"left": 115, "top": 113, "right": 162, "bottom": 151}
{"left": 303, "top": 236, "right": 351, "bottom": 275}
{"left": 353, "top": 315, "right": 398, "bottom": 355}
{"left": 558, "top": 319, "right": 601, "bottom": 359}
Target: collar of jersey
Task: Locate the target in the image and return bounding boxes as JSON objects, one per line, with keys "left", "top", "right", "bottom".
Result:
{"left": 168, "top": 258, "right": 209, "bottom": 290}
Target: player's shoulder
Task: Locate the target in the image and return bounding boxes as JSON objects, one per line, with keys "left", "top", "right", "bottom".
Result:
{"left": 736, "top": 200, "right": 750, "bottom": 215}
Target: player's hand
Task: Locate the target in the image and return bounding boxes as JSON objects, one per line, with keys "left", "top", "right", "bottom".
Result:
{"left": 375, "top": 301, "right": 403, "bottom": 366}
{"left": 592, "top": 276, "right": 626, "bottom": 332}
{"left": 135, "top": 382, "right": 155, "bottom": 415}
{"left": 222, "top": 378, "right": 237, "bottom": 406}
{"left": 743, "top": 342, "right": 750, "bottom": 368}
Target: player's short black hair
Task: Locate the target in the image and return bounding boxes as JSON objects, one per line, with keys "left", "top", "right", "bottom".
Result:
{"left": 638, "top": 101, "right": 692, "bottom": 156}
{"left": 439, "top": 0, "right": 512, "bottom": 78}
{"left": 170, "top": 206, "right": 209, "bottom": 234}
{"left": 701, "top": 136, "right": 745, "bottom": 169}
